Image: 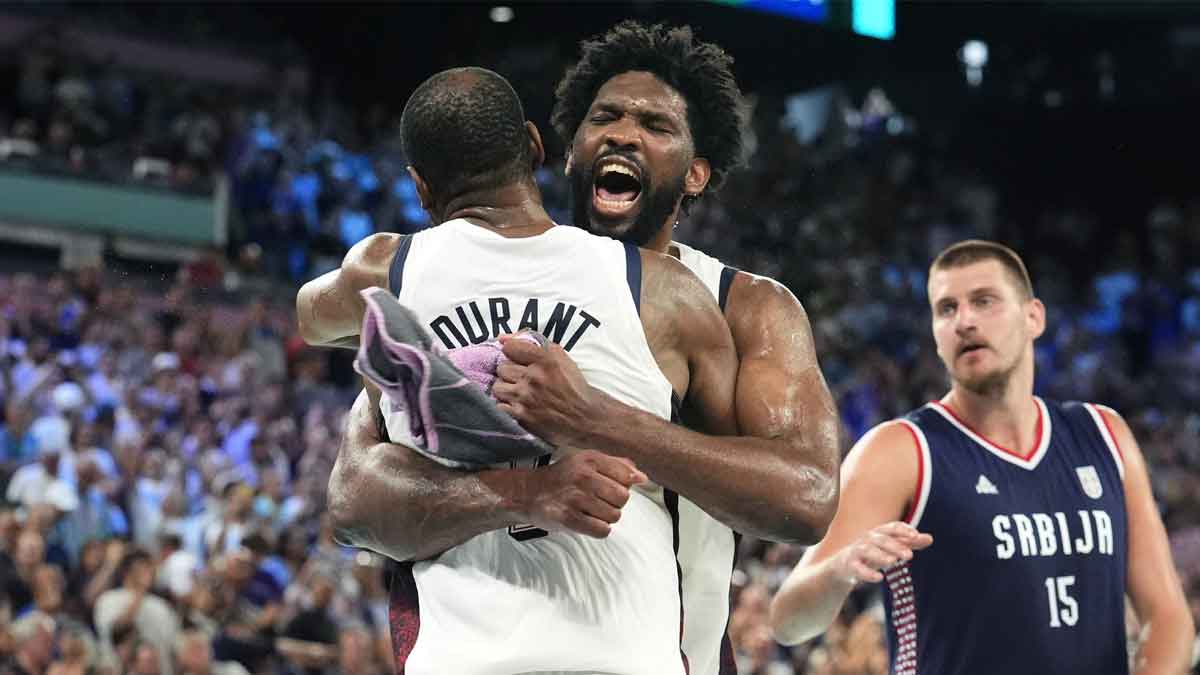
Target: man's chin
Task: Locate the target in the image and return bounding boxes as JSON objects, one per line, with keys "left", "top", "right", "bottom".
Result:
{"left": 954, "top": 370, "right": 1010, "bottom": 395}
{"left": 584, "top": 210, "right": 640, "bottom": 240}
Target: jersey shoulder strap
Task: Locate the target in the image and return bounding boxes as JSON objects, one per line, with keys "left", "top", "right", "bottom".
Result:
{"left": 386, "top": 235, "right": 415, "bottom": 297}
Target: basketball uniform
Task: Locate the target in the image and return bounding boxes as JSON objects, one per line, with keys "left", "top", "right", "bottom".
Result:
{"left": 672, "top": 242, "right": 741, "bottom": 675}
{"left": 881, "top": 397, "right": 1129, "bottom": 675}
{"left": 384, "top": 219, "right": 684, "bottom": 675}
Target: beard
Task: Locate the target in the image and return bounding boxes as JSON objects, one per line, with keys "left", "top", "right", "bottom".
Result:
{"left": 952, "top": 349, "right": 1022, "bottom": 398}
{"left": 569, "top": 156, "right": 686, "bottom": 247}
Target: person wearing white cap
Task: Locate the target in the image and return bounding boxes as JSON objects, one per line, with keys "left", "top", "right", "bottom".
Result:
{"left": 5, "top": 439, "right": 73, "bottom": 511}
{"left": 24, "top": 378, "right": 91, "bottom": 488}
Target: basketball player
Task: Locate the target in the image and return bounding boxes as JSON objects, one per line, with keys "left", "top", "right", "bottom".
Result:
{"left": 316, "top": 22, "right": 839, "bottom": 675}
{"left": 490, "top": 21, "right": 841, "bottom": 675}
{"left": 298, "top": 67, "right": 741, "bottom": 674}
{"left": 768, "top": 241, "right": 1195, "bottom": 674}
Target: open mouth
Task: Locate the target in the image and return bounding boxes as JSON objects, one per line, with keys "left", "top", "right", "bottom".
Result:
{"left": 592, "top": 157, "right": 643, "bottom": 217}
{"left": 959, "top": 343, "right": 988, "bottom": 357}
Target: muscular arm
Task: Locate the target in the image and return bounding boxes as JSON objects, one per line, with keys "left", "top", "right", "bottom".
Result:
{"left": 1101, "top": 408, "right": 1195, "bottom": 675}
{"left": 770, "top": 422, "right": 925, "bottom": 645}
{"left": 329, "top": 383, "right": 647, "bottom": 562}
{"left": 295, "top": 233, "right": 399, "bottom": 349}
{"left": 327, "top": 386, "right": 524, "bottom": 562}
{"left": 721, "top": 274, "right": 841, "bottom": 539}
{"left": 497, "top": 266, "right": 839, "bottom": 543}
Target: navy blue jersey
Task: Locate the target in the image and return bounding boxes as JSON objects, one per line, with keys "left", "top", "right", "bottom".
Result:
{"left": 881, "top": 397, "right": 1129, "bottom": 675}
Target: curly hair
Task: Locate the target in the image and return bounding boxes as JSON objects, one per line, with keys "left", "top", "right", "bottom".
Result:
{"left": 401, "top": 67, "right": 531, "bottom": 201}
{"left": 552, "top": 21, "right": 748, "bottom": 194}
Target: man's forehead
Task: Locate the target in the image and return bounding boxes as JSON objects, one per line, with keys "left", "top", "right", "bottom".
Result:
{"left": 928, "top": 260, "right": 1011, "bottom": 297}
{"left": 593, "top": 71, "right": 687, "bottom": 116}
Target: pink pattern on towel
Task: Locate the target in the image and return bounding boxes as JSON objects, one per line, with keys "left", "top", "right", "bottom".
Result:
{"left": 443, "top": 333, "right": 542, "bottom": 398}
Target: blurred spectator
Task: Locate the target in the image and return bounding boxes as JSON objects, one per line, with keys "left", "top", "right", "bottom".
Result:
{"left": 276, "top": 572, "right": 338, "bottom": 675}
{"left": 4, "top": 529, "right": 46, "bottom": 615}
{"left": 28, "top": 563, "right": 67, "bottom": 621}
{"left": 3, "top": 612, "right": 56, "bottom": 675}
{"left": 158, "top": 533, "right": 201, "bottom": 602}
{"left": 46, "top": 622, "right": 99, "bottom": 675}
{"left": 6, "top": 444, "right": 72, "bottom": 512}
{"left": 61, "top": 457, "right": 127, "bottom": 564}
{"left": 210, "top": 547, "right": 280, "bottom": 672}
{"left": 66, "top": 538, "right": 125, "bottom": 620}
{"left": 204, "top": 483, "right": 254, "bottom": 556}
{"left": 175, "top": 629, "right": 249, "bottom": 675}
{"left": 131, "top": 641, "right": 165, "bottom": 675}
{"left": 0, "top": 401, "right": 37, "bottom": 479}
{"left": 94, "top": 549, "right": 180, "bottom": 675}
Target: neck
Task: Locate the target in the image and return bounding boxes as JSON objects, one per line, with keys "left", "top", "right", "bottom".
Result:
{"left": 641, "top": 202, "right": 684, "bottom": 254}
{"left": 646, "top": 222, "right": 675, "bottom": 254}
{"left": 442, "top": 182, "right": 554, "bottom": 237}
{"left": 943, "top": 355, "right": 1038, "bottom": 451}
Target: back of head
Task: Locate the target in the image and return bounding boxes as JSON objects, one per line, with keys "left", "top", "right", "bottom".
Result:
{"left": 552, "top": 20, "right": 748, "bottom": 194}
{"left": 158, "top": 533, "right": 183, "bottom": 553}
{"left": 240, "top": 531, "right": 271, "bottom": 557}
{"left": 119, "top": 547, "right": 154, "bottom": 584}
{"left": 930, "top": 239, "right": 1034, "bottom": 299}
{"left": 401, "top": 67, "right": 531, "bottom": 203}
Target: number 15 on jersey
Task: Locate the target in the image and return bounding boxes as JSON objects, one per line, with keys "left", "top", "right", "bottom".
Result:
{"left": 1045, "top": 575, "right": 1079, "bottom": 628}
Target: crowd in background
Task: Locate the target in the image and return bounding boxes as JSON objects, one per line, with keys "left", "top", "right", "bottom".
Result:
{"left": 0, "top": 268, "right": 389, "bottom": 675}
{"left": 2, "top": 12, "right": 1199, "bottom": 675}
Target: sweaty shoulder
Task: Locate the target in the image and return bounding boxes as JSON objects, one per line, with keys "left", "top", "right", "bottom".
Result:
{"left": 725, "top": 270, "right": 808, "bottom": 332}
{"left": 342, "top": 232, "right": 405, "bottom": 289}
{"left": 637, "top": 249, "right": 730, "bottom": 393}
{"left": 640, "top": 249, "right": 721, "bottom": 323}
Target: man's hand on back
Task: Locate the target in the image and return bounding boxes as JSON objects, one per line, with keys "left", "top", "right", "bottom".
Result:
{"left": 493, "top": 336, "right": 604, "bottom": 448}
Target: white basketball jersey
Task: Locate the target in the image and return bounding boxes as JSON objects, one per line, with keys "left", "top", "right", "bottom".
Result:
{"left": 672, "top": 241, "right": 740, "bottom": 675}
{"left": 385, "top": 219, "right": 684, "bottom": 675}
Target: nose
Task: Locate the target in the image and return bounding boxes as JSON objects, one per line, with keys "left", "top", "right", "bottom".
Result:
{"left": 953, "top": 305, "right": 978, "bottom": 336}
{"left": 601, "top": 116, "right": 641, "bottom": 152}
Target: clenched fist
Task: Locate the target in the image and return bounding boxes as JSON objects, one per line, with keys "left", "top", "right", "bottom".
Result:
{"left": 513, "top": 450, "right": 647, "bottom": 539}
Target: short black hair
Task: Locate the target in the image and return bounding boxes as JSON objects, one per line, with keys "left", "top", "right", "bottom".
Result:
{"left": 553, "top": 21, "right": 748, "bottom": 194}
{"left": 241, "top": 532, "right": 270, "bottom": 556}
{"left": 119, "top": 548, "right": 153, "bottom": 583}
{"left": 401, "top": 67, "right": 532, "bottom": 202}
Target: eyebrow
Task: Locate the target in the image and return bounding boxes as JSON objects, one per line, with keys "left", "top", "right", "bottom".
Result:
{"left": 967, "top": 286, "right": 1003, "bottom": 296}
{"left": 592, "top": 99, "right": 680, "bottom": 124}
{"left": 933, "top": 285, "right": 1003, "bottom": 306}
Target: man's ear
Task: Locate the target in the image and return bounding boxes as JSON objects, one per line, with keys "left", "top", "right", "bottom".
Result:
{"left": 683, "top": 157, "right": 711, "bottom": 197}
{"left": 1028, "top": 297, "right": 1046, "bottom": 340}
{"left": 407, "top": 166, "right": 436, "bottom": 218}
{"left": 525, "top": 121, "right": 546, "bottom": 170}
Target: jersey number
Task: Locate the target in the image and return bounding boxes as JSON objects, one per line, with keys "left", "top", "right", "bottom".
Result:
{"left": 508, "top": 454, "right": 553, "bottom": 541}
{"left": 1044, "top": 575, "right": 1078, "bottom": 628}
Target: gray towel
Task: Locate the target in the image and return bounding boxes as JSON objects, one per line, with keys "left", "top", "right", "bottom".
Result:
{"left": 354, "top": 287, "right": 554, "bottom": 469}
